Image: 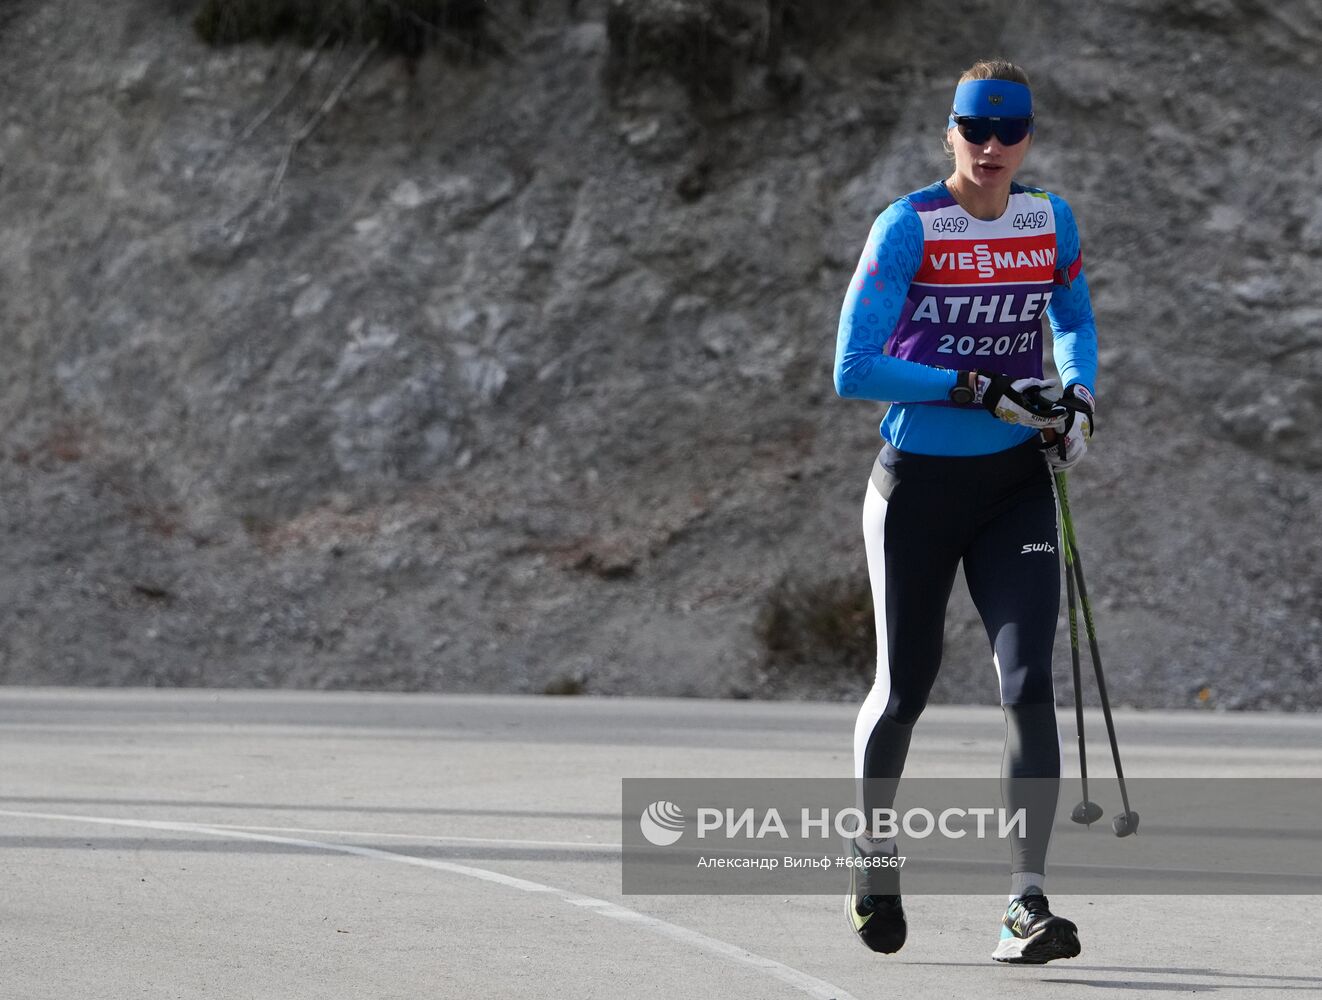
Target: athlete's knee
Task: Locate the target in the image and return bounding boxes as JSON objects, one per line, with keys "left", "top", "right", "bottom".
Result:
{"left": 1002, "top": 695, "right": 1057, "bottom": 711}
{"left": 999, "top": 665, "right": 1056, "bottom": 706}
{"left": 858, "top": 669, "right": 926, "bottom": 727}
{"left": 1002, "top": 699, "right": 1060, "bottom": 726}
{"left": 883, "top": 693, "right": 927, "bottom": 726}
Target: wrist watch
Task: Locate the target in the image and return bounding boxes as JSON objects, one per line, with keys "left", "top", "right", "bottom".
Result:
{"left": 948, "top": 372, "right": 974, "bottom": 406}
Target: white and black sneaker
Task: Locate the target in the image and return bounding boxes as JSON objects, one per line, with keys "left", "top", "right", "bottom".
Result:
{"left": 991, "top": 889, "right": 1081, "bottom": 964}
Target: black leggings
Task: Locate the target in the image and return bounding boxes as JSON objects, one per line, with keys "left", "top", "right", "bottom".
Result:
{"left": 853, "top": 438, "right": 1062, "bottom": 874}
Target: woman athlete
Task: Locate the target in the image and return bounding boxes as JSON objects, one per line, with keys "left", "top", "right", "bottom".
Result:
{"left": 832, "top": 59, "right": 1098, "bottom": 965}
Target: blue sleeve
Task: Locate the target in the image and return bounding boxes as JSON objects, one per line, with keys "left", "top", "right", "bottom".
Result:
{"left": 833, "top": 200, "right": 959, "bottom": 403}
{"left": 1046, "top": 193, "right": 1098, "bottom": 397}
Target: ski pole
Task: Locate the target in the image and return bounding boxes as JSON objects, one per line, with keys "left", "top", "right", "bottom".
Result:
{"left": 1059, "top": 472, "right": 1103, "bottom": 826}
{"left": 1055, "top": 471, "right": 1139, "bottom": 838}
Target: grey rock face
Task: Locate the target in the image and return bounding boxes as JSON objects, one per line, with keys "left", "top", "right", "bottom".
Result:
{"left": 0, "top": 0, "right": 1319, "bottom": 710}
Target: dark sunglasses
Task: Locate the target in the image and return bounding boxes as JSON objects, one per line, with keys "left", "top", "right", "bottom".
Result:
{"left": 953, "top": 115, "right": 1034, "bottom": 146}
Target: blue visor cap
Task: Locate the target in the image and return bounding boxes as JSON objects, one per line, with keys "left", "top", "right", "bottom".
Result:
{"left": 947, "top": 78, "right": 1033, "bottom": 125}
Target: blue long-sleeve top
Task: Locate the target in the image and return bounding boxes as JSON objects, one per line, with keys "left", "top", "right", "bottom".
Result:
{"left": 833, "top": 184, "right": 1098, "bottom": 456}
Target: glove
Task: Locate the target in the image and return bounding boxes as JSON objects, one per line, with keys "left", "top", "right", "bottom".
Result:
{"left": 1042, "top": 384, "right": 1095, "bottom": 471}
{"left": 1042, "top": 416, "right": 1089, "bottom": 470}
{"left": 971, "top": 371, "right": 1070, "bottom": 431}
{"left": 1058, "top": 383, "right": 1096, "bottom": 435}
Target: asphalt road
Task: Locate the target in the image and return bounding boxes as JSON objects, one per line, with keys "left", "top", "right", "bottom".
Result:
{"left": 2, "top": 689, "right": 1320, "bottom": 999}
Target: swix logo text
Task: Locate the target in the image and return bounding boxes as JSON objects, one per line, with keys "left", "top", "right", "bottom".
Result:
{"left": 1021, "top": 542, "right": 1056, "bottom": 555}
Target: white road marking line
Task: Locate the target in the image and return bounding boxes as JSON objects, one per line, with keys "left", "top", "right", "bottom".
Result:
{"left": 142, "top": 821, "right": 624, "bottom": 852}
{"left": 0, "top": 809, "right": 860, "bottom": 1000}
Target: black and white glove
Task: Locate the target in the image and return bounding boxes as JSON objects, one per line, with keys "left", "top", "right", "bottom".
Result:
{"left": 970, "top": 371, "right": 1070, "bottom": 431}
{"left": 1057, "top": 383, "right": 1096, "bottom": 435}
{"left": 1042, "top": 384, "right": 1096, "bottom": 471}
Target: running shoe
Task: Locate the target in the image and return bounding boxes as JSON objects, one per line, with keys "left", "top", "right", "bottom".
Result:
{"left": 845, "top": 841, "right": 906, "bottom": 954}
{"left": 991, "top": 890, "right": 1081, "bottom": 964}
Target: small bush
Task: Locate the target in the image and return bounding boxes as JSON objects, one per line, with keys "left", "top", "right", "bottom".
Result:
{"left": 757, "top": 572, "right": 875, "bottom": 682}
{"left": 604, "top": 0, "right": 747, "bottom": 103}
{"left": 776, "top": 0, "right": 891, "bottom": 51}
{"left": 543, "top": 673, "right": 588, "bottom": 695}
{"left": 604, "top": 0, "right": 891, "bottom": 103}
{"left": 193, "top": 0, "right": 496, "bottom": 58}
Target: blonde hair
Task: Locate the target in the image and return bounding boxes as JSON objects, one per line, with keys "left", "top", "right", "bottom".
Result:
{"left": 944, "top": 59, "right": 1033, "bottom": 159}
{"left": 958, "top": 59, "right": 1032, "bottom": 87}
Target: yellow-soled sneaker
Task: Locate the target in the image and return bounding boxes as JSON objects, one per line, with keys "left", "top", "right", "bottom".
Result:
{"left": 845, "top": 841, "right": 906, "bottom": 954}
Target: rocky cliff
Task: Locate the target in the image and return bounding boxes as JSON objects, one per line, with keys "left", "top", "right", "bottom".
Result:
{"left": 1, "top": 0, "right": 1319, "bottom": 709}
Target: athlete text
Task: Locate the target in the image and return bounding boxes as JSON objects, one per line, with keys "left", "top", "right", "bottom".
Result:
{"left": 910, "top": 291, "right": 1051, "bottom": 325}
